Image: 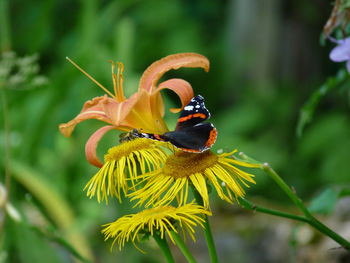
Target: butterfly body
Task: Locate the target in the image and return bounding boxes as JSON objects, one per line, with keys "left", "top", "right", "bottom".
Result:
{"left": 133, "top": 95, "right": 217, "bottom": 153}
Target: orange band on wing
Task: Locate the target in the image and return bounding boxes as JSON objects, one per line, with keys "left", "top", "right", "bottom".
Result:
{"left": 179, "top": 148, "right": 201, "bottom": 153}
{"left": 205, "top": 128, "right": 217, "bottom": 147}
{"left": 178, "top": 113, "right": 207, "bottom": 123}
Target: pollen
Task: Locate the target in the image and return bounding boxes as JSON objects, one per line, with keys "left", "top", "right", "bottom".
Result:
{"left": 163, "top": 151, "right": 218, "bottom": 179}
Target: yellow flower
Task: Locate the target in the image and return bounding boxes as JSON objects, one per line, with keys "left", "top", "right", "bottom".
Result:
{"left": 102, "top": 203, "right": 211, "bottom": 250}
{"left": 59, "top": 53, "right": 209, "bottom": 167}
{"left": 129, "top": 150, "right": 260, "bottom": 208}
{"left": 84, "top": 138, "right": 168, "bottom": 204}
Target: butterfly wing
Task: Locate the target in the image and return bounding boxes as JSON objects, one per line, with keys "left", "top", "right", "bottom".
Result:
{"left": 163, "top": 123, "right": 217, "bottom": 152}
{"left": 175, "top": 95, "right": 211, "bottom": 130}
{"left": 132, "top": 95, "right": 217, "bottom": 153}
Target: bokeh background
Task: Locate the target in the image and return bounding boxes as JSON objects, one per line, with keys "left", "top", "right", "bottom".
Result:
{"left": 1, "top": 0, "right": 350, "bottom": 262}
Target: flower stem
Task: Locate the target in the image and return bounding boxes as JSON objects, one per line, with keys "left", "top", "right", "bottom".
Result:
{"left": 202, "top": 214, "right": 219, "bottom": 263}
{"left": 171, "top": 231, "right": 197, "bottom": 263}
{"left": 191, "top": 187, "right": 219, "bottom": 263}
{"left": 261, "top": 163, "right": 312, "bottom": 218}
{"left": 238, "top": 197, "right": 309, "bottom": 223}
{"left": 262, "top": 163, "right": 350, "bottom": 250}
{"left": 153, "top": 233, "right": 175, "bottom": 263}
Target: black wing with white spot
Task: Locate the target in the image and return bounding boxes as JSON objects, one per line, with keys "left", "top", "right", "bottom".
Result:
{"left": 132, "top": 95, "right": 217, "bottom": 153}
{"left": 175, "top": 95, "right": 211, "bottom": 130}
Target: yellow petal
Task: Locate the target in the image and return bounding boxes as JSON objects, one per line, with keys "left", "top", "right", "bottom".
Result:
{"left": 139, "top": 53, "right": 210, "bottom": 93}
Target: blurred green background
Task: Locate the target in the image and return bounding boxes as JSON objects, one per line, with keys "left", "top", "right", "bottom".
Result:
{"left": 1, "top": 0, "right": 350, "bottom": 262}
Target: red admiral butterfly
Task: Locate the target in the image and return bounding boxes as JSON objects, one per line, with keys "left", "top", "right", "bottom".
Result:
{"left": 133, "top": 95, "right": 217, "bottom": 153}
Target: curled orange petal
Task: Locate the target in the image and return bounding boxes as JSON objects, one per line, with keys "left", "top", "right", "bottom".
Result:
{"left": 59, "top": 96, "right": 116, "bottom": 137}
{"left": 85, "top": 125, "right": 116, "bottom": 167}
{"left": 139, "top": 53, "right": 210, "bottom": 93}
{"left": 156, "top": 78, "right": 194, "bottom": 113}
{"left": 59, "top": 95, "right": 138, "bottom": 137}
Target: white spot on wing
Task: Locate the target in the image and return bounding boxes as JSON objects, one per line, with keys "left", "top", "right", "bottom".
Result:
{"left": 184, "top": 105, "right": 194, "bottom": 111}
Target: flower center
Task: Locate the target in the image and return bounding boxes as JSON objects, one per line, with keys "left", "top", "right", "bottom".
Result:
{"left": 139, "top": 205, "right": 176, "bottom": 217}
{"left": 104, "top": 138, "right": 155, "bottom": 162}
{"left": 163, "top": 151, "right": 218, "bottom": 179}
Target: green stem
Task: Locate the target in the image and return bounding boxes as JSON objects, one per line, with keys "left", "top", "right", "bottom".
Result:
{"left": 239, "top": 197, "right": 350, "bottom": 248}
{"left": 191, "top": 187, "right": 219, "bottom": 263}
{"left": 202, "top": 214, "right": 218, "bottom": 263}
{"left": 153, "top": 233, "right": 175, "bottom": 263}
{"left": 238, "top": 197, "right": 309, "bottom": 223}
{"left": 262, "top": 163, "right": 350, "bottom": 250}
{"left": 171, "top": 231, "right": 197, "bottom": 263}
{"left": 262, "top": 164, "right": 312, "bottom": 218}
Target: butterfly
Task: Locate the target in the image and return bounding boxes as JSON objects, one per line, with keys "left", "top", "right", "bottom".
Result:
{"left": 132, "top": 95, "right": 217, "bottom": 153}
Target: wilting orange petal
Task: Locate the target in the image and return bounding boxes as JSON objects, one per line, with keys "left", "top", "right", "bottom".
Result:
{"left": 139, "top": 53, "right": 210, "bottom": 93}
{"left": 85, "top": 125, "right": 116, "bottom": 167}
{"left": 155, "top": 78, "right": 194, "bottom": 113}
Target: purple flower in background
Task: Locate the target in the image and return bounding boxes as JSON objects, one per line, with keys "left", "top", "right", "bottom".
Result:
{"left": 329, "top": 37, "right": 350, "bottom": 73}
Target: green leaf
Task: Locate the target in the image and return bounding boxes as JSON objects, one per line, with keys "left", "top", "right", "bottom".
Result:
{"left": 308, "top": 188, "right": 339, "bottom": 215}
